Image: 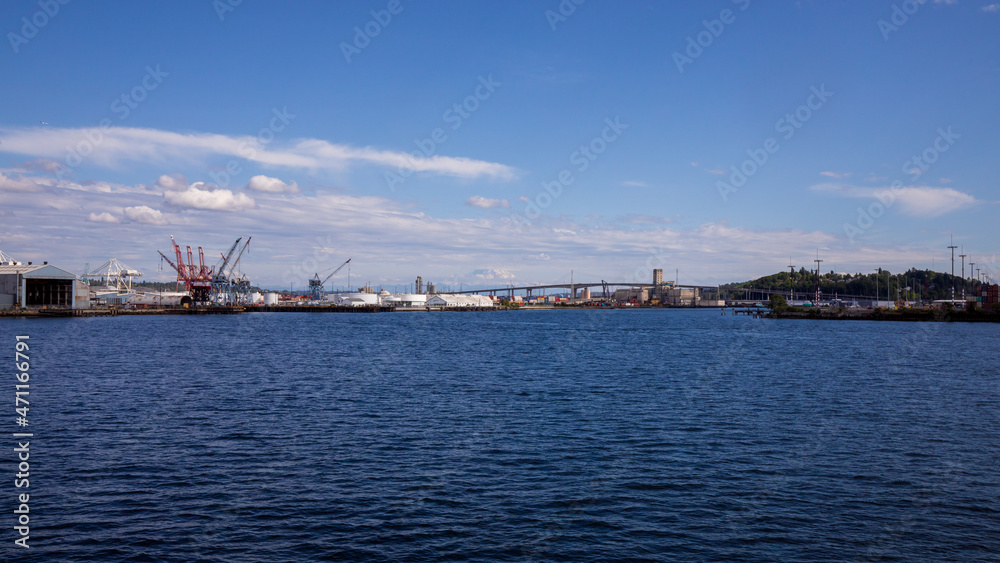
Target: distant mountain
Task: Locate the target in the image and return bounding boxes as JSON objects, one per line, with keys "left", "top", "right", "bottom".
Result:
{"left": 467, "top": 268, "right": 516, "bottom": 281}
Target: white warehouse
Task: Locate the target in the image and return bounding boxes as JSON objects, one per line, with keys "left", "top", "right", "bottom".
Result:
{"left": 426, "top": 294, "right": 496, "bottom": 308}
{"left": 0, "top": 263, "right": 88, "bottom": 309}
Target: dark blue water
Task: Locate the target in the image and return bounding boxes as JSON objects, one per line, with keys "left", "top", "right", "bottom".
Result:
{"left": 3, "top": 310, "right": 999, "bottom": 561}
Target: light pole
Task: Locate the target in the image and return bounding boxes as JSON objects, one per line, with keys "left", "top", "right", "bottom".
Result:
{"left": 948, "top": 236, "right": 958, "bottom": 302}
{"left": 814, "top": 256, "right": 823, "bottom": 304}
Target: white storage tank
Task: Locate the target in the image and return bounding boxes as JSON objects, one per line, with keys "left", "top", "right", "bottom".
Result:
{"left": 263, "top": 292, "right": 280, "bottom": 306}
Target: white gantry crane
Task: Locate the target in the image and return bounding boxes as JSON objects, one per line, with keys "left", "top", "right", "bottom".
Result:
{"left": 310, "top": 258, "right": 351, "bottom": 300}
{"left": 0, "top": 250, "right": 21, "bottom": 266}
{"left": 210, "top": 236, "right": 252, "bottom": 305}
{"left": 87, "top": 258, "right": 143, "bottom": 292}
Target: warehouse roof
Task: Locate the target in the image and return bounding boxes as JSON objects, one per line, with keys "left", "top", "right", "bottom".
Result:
{"left": 0, "top": 264, "right": 77, "bottom": 279}
{"left": 427, "top": 294, "right": 496, "bottom": 307}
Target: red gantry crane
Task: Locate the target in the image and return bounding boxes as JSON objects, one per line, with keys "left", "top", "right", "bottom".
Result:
{"left": 157, "top": 236, "right": 213, "bottom": 303}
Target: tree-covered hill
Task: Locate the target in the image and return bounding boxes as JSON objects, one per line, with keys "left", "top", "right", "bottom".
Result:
{"left": 723, "top": 268, "right": 983, "bottom": 301}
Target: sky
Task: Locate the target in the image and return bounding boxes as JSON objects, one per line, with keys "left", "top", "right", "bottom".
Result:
{"left": 1, "top": 0, "right": 998, "bottom": 291}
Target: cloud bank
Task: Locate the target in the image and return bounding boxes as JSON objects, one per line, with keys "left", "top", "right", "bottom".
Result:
{"left": 0, "top": 126, "right": 517, "bottom": 180}
{"left": 810, "top": 183, "right": 979, "bottom": 217}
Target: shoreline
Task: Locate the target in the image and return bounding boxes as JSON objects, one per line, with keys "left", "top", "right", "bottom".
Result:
{"left": 3, "top": 304, "right": 998, "bottom": 323}
{"left": 765, "top": 307, "right": 1000, "bottom": 323}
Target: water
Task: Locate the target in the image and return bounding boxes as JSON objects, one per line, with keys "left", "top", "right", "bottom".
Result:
{"left": 3, "top": 310, "right": 999, "bottom": 561}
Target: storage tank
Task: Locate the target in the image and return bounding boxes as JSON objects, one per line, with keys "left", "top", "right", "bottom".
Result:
{"left": 263, "top": 292, "right": 279, "bottom": 306}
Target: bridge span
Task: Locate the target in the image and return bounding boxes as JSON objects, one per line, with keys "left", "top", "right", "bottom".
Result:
{"left": 447, "top": 282, "right": 719, "bottom": 298}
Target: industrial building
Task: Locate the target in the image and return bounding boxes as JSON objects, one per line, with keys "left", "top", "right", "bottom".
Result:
{"left": 0, "top": 262, "right": 88, "bottom": 309}
{"left": 426, "top": 294, "right": 495, "bottom": 308}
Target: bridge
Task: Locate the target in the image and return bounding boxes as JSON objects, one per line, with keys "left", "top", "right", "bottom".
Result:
{"left": 447, "top": 282, "right": 720, "bottom": 299}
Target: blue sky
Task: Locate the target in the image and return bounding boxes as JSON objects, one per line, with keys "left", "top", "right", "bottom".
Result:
{"left": 1, "top": 0, "right": 997, "bottom": 290}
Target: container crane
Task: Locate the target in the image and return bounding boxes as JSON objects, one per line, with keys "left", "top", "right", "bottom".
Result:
{"left": 158, "top": 236, "right": 212, "bottom": 303}
{"left": 214, "top": 237, "right": 242, "bottom": 283}
{"left": 309, "top": 258, "right": 351, "bottom": 300}
{"left": 210, "top": 236, "right": 251, "bottom": 305}
{"left": 223, "top": 237, "right": 251, "bottom": 280}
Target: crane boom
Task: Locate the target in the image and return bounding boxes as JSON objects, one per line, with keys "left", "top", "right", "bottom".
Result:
{"left": 171, "top": 237, "right": 190, "bottom": 284}
{"left": 186, "top": 246, "right": 197, "bottom": 279}
{"left": 224, "top": 237, "right": 252, "bottom": 279}
{"left": 215, "top": 237, "right": 242, "bottom": 278}
{"left": 322, "top": 258, "right": 351, "bottom": 285}
{"left": 198, "top": 247, "right": 210, "bottom": 277}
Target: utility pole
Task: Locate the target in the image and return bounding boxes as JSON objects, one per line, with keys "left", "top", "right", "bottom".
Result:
{"left": 960, "top": 247, "right": 967, "bottom": 301}
{"left": 814, "top": 254, "right": 823, "bottom": 304}
{"left": 948, "top": 235, "right": 958, "bottom": 302}
{"left": 788, "top": 260, "right": 795, "bottom": 301}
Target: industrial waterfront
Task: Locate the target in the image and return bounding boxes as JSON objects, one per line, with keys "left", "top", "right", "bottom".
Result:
{"left": 1, "top": 239, "right": 997, "bottom": 319}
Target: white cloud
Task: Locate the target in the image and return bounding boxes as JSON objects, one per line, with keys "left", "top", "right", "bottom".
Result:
{"left": 163, "top": 182, "right": 256, "bottom": 212}
{"left": 984, "top": 3, "right": 1000, "bottom": 11}
{"left": 621, "top": 214, "right": 674, "bottom": 225}
{"left": 19, "top": 158, "right": 65, "bottom": 173}
{"left": 691, "top": 162, "right": 725, "bottom": 175}
{"left": 87, "top": 212, "right": 120, "bottom": 223}
{"left": 465, "top": 195, "right": 510, "bottom": 209}
{"left": 810, "top": 183, "right": 978, "bottom": 217}
{"left": 0, "top": 172, "right": 44, "bottom": 192}
{"left": 621, "top": 180, "right": 647, "bottom": 187}
{"left": 893, "top": 187, "right": 978, "bottom": 216}
{"left": 0, "top": 169, "right": 961, "bottom": 288}
{"left": 245, "top": 175, "right": 300, "bottom": 194}
{"left": 820, "top": 171, "right": 850, "bottom": 179}
{"left": 155, "top": 174, "right": 187, "bottom": 191}
{"left": 124, "top": 205, "right": 168, "bottom": 225}
{"left": 0, "top": 126, "right": 517, "bottom": 180}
